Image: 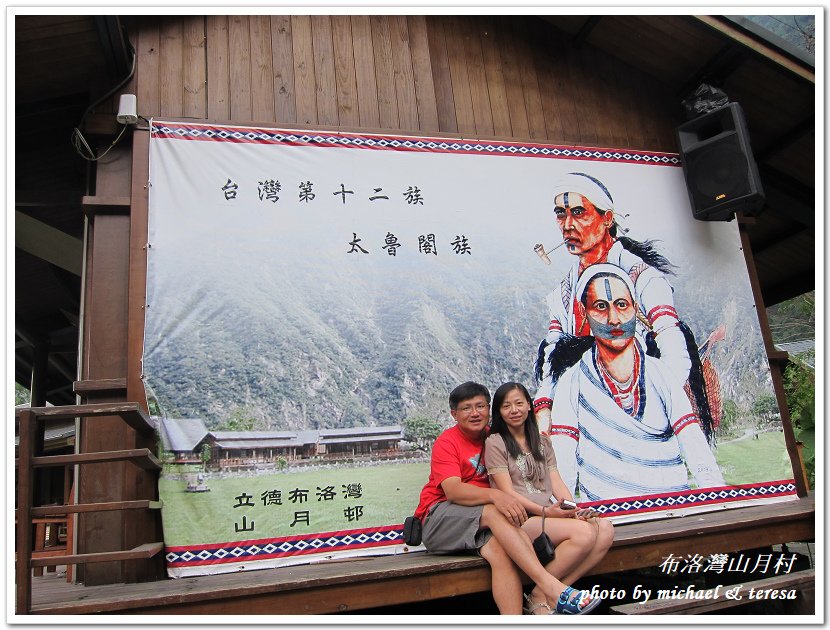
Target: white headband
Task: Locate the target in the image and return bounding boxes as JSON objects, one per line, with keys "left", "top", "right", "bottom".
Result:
{"left": 575, "top": 263, "right": 636, "bottom": 305}
{"left": 552, "top": 172, "right": 614, "bottom": 213}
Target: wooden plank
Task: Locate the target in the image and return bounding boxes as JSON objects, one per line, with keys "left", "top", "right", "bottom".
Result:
{"left": 424, "top": 16, "right": 456, "bottom": 133}
{"left": 291, "top": 15, "right": 317, "bottom": 126}
{"left": 493, "top": 16, "right": 528, "bottom": 140}
{"left": 370, "top": 15, "right": 399, "bottom": 129}
{"left": 20, "top": 402, "right": 153, "bottom": 434}
{"left": 350, "top": 15, "right": 380, "bottom": 128}
{"left": 182, "top": 16, "right": 207, "bottom": 118}
{"left": 125, "top": 127, "right": 164, "bottom": 583}
{"left": 406, "top": 15, "right": 440, "bottom": 133}
{"left": 330, "top": 16, "right": 359, "bottom": 128}
{"left": 630, "top": 68, "right": 661, "bottom": 150}
{"left": 738, "top": 222, "right": 809, "bottom": 497}
{"left": 248, "top": 15, "right": 275, "bottom": 123}
{"left": 510, "top": 16, "right": 546, "bottom": 141}
{"left": 28, "top": 498, "right": 814, "bottom": 615}
{"left": 389, "top": 15, "right": 419, "bottom": 132}
{"left": 32, "top": 449, "right": 162, "bottom": 471}
{"left": 529, "top": 19, "right": 565, "bottom": 144}
{"left": 30, "top": 543, "right": 164, "bottom": 568}
{"left": 478, "top": 16, "right": 511, "bottom": 138}
{"left": 73, "top": 378, "right": 127, "bottom": 394}
{"left": 564, "top": 43, "right": 597, "bottom": 146}
{"left": 159, "top": 17, "right": 184, "bottom": 118}
{"left": 206, "top": 15, "right": 230, "bottom": 121}
{"left": 228, "top": 15, "right": 252, "bottom": 122}
{"left": 580, "top": 45, "right": 616, "bottom": 147}
{"left": 611, "top": 569, "right": 815, "bottom": 615}
{"left": 311, "top": 15, "right": 338, "bottom": 127}
{"left": 81, "top": 195, "right": 131, "bottom": 216}
{"left": 270, "top": 16, "right": 296, "bottom": 125}
{"left": 594, "top": 47, "right": 631, "bottom": 148}
{"left": 443, "top": 16, "right": 476, "bottom": 136}
{"left": 31, "top": 500, "right": 162, "bottom": 516}
{"left": 460, "top": 17, "right": 494, "bottom": 138}
{"left": 135, "top": 16, "right": 160, "bottom": 119}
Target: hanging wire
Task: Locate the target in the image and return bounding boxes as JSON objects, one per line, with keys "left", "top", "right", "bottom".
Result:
{"left": 71, "top": 35, "right": 138, "bottom": 161}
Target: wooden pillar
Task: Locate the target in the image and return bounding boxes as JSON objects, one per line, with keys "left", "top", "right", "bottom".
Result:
{"left": 15, "top": 409, "right": 35, "bottom": 614}
{"left": 75, "top": 127, "right": 164, "bottom": 583}
{"left": 737, "top": 217, "right": 809, "bottom": 497}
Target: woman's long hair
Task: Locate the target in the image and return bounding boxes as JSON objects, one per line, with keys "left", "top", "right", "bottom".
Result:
{"left": 490, "top": 382, "right": 545, "bottom": 464}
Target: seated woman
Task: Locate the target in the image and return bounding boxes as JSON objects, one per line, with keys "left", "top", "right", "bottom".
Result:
{"left": 485, "top": 381, "right": 614, "bottom": 615}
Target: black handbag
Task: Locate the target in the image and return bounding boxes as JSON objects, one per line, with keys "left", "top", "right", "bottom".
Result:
{"left": 403, "top": 515, "right": 422, "bottom": 546}
{"left": 532, "top": 512, "right": 555, "bottom": 565}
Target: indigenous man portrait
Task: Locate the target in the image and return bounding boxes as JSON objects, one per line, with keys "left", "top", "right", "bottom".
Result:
{"left": 533, "top": 172, "right": 723, "bottom": 459}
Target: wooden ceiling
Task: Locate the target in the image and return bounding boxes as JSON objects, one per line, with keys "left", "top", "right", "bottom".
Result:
{"left": 14, "top": 14, "right": 816, "bottom": 405}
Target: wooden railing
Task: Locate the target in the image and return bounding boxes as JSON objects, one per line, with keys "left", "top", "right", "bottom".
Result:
{"left": 15, "top": 403, "right": 164, "bottom": 615}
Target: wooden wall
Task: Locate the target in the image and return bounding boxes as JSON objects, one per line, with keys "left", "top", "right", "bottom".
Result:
{"left": 77, "top": 13, "right": 684, "bottom": 587}
{"left": 123, "top": 14, "right": 679, "bottom": 150}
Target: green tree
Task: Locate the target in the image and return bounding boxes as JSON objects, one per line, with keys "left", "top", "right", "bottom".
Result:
{"left": 783, "top": 358, "right": 815, "bottom": 488}
{"left": 752, "top": 394, "right": 780, "bottom": 423}
{"left": 15, "top": 383, "right": 30, "bottom": 406}
{"left": 767, "top": 291, "right": 814, "bottom": 344}
{"left": 403, "top": 415, "right": 443, "bottom": 452}
{"left": 719, "top": 399, "right": 739, "bottom": 438}
{"left": 200, "top": 443, "right": 212, "bottom": 472}
{"left": 217, "top": 407, "right": 257, "bottom": 431}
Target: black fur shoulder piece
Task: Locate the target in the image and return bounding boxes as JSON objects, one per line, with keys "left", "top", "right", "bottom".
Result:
{"left": 617, "top": 236, "right": 677, "bottom": 276}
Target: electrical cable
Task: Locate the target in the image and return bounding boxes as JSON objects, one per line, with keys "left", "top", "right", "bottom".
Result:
{"left": 71, "top": 31, "right": 137, "bottom": 161}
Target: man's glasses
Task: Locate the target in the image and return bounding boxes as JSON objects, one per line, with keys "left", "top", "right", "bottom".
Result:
{"left": 456, "top": 403, "right": 489, "bottom": 414}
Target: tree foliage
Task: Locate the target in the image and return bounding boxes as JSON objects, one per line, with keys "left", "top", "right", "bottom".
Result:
{"left": 783, "top": 359, "right": 815, "bottom": 488}
{"left": 217, "top": 407, "right": 258, "bottom": 431}
{"left": 403, "top": 415, "right": 443, "bottom": 452}
{"left": 15, "top": 383, "right": 30, "bottom": 406}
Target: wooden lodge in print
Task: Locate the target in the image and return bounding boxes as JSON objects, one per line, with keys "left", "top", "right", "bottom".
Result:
{"left": 14, "top": 13, "right": 815, "bottom": 615}
{"left": 156, "top": 417, "right": 405, "bottom": 468}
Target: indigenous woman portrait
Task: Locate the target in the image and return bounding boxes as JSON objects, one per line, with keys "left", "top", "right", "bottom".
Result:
{"left": 548, "top": 264, "right": 725, "bottom": 501}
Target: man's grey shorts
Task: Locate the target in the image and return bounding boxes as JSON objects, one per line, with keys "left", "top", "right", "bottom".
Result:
{"left": 422, "top": 501, "right": 493, "bottom": 554}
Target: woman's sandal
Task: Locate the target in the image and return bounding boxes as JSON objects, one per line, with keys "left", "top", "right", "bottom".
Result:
{"left": 523, "top": 593, "right": 555, "bottom": 615}
{"left": 555, "top": 586, "right": 602, "bottom": 615}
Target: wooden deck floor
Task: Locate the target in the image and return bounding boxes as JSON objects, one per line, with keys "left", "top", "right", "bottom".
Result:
{"left": 28, "top": 496, "right": 814, "bottom": 615}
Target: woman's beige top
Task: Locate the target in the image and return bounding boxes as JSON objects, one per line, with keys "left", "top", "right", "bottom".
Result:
{"left": 485, "top": 432, "right": 558, "bottom": 508}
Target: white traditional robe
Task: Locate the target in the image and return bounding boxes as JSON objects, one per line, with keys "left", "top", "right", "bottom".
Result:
{"left": 550, "top": 341, "right": 724, "bottom": 501}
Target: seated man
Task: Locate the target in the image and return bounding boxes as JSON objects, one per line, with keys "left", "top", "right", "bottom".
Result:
{"left": 414, "top": 381, "right": 600, "bottom": 615}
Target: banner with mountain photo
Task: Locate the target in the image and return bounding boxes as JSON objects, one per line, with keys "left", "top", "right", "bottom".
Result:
{"left": 145, "top": 121, "right": 797, "bottom": 578}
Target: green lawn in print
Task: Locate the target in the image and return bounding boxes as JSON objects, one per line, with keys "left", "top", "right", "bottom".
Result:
{"left": 159, "top": 462, "right": 430, "bottom": 546}
{"left": 715, "top": 431, "right": 795, "bottom": 486}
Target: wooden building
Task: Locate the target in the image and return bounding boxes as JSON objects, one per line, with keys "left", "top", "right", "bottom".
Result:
{"left": 14, "top": 13, "right": 816, "bottom": 615}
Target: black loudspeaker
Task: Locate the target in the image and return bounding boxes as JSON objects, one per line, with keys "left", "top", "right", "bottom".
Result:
{"left": 676, "top": 102, "right": 765, "bottom": 221}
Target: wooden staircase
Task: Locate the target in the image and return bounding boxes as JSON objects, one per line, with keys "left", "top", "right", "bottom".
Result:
{"left": 15, "top": 403, "right": 164, "bottom": 614}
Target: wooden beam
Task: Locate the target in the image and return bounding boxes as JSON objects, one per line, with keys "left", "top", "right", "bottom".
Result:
{"left": 611, "top": 569, "right": 814, "bottom": 614}
{"left": 82, "top": 195, "right": 131, "bottom": 217}
{"left": 30, "top": 542, "right": 164, "bottom": 568}
{"left": 73, "top": 378, "right": 128, "bottom": 394}
{"left": 14, "top": 211, "right": 83, "bottom": 276}
{"left": 31, "top": 500, "right": 162, "bottom": 516}
{"left": 738, "top": 220, "right": 809, "bottom": 497}
{"left": 32, "top": 449, "right": 161, "bottom": 471}
{"left": 17, "top": 402, "right": 154, "bottom": 434}
{"left": 693, "top": 16, "right": 815, "bottom": 84}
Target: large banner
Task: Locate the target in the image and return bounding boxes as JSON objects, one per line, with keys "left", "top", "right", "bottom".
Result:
{"left": 145, "top": 121, "right": 796, "bottom": 578}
